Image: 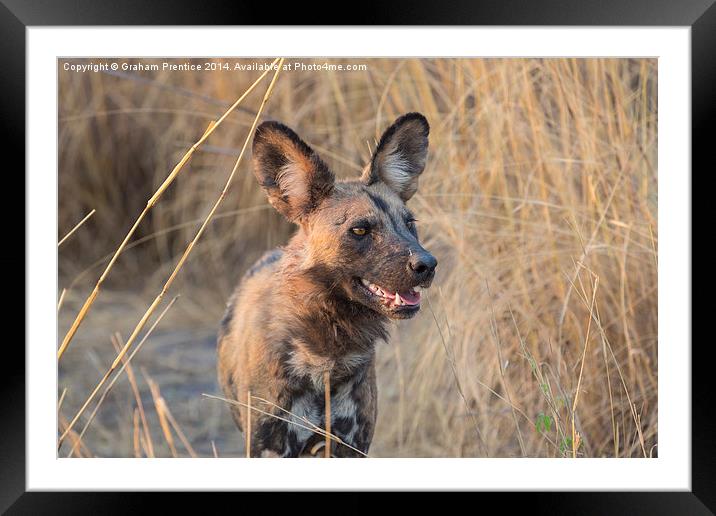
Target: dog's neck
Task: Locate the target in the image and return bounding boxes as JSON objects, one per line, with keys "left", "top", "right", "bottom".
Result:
{"left": 275, "top": 232, "right": 389, "bottom": 366}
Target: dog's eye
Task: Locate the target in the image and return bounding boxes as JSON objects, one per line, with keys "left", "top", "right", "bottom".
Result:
{"left": 406, "top": 218, "right": 417, "bottom": 230}
{"left": 351, "top": 227, "right": 368, "bottom": 236}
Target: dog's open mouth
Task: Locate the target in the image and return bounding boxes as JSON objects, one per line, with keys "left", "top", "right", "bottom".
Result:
{"left": 357, "top": 278, "right": 421, "bottom": 308}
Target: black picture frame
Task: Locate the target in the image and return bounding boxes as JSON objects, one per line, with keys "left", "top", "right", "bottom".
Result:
{"left": 4, "top": 0, "right": 709, "bottom": 512}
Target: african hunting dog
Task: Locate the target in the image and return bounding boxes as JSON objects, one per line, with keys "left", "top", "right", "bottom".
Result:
{"left": 217, "top": 113, "right": 437, "bottom": 457}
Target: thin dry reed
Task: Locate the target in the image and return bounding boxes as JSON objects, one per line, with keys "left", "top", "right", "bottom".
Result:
{"left": 246, "top": 390, "right": 251, "bottom": 458}
{"left": 58, "top": 209, "right": 95, "bottom": 247}
{"left": 324, "top": 370, "right": 331, "bottom": 458}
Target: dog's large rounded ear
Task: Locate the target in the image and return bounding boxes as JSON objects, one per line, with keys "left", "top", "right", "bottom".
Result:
{"left": 252, "top": 121, "right": 335, "bottom": 223}
{"left": 362, "top": 113, "right": 429, "bottom": 201}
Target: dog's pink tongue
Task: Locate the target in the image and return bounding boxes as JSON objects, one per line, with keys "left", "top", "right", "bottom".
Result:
{"left": 398, "top": 290, "right": 421, "bottom": 305}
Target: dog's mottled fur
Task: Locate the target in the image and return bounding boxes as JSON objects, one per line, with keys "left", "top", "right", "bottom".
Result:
{"left": 217, "top": 113, "right": 437, "bottom": 457}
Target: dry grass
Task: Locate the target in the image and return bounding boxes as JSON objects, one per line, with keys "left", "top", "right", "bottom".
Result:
{"left": 59, "top": 59, "right": 285, "bottom": 447}
{"left": 57, "top": 58, "right": 282, "bottom": 360}
{"left": 58, "top": 58, "right": 657, "bottom": 458}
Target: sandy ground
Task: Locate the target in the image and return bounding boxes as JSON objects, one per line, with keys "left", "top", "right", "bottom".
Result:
{"left": 58, "top": 324, "right": 243, "bottom": 458}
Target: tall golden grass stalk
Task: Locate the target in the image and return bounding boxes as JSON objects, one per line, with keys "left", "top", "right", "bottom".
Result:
{"left": 162, "top": 404, "right": 197, "bottom": 458}
{"left": 246, "top": 390, "right": 251, "bottom": 458}
{"left": 144, "top": 368, "right": 198, "bottom": 457}
{"left": 324, "top": 370, "right": 331, "bottom": 458}
{"left": 571, "top": 275, "right": 598, "bottom": 457}
{"left": 132, "top": 408, "right": 141, "bottom": 457}
{"left": 57, "top": 58, "right": 281, "bottom": 360}
{"left": 58, "top": 59, "right": 285, "bottom": 447}
{"left": 145, "top": 372, "right": 178, "bottom": 457}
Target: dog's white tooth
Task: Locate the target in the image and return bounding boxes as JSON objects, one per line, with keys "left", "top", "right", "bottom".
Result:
{"left": 395, "top": 293, "right": 403, "bottom": 306}
{"left": 361, "top": 278, "right": 370, "bottom": 287}
{"left": 414, "top": 286, "right": 422, "bottom": 293}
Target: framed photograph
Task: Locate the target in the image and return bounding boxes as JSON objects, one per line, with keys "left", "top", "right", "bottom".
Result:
{"left": 6, "top": 0, "right": 709, "bottom": 511}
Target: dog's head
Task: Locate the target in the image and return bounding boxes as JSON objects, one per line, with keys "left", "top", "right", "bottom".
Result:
{"left": 252, "top": 113, "right": 437, "bottom": 319}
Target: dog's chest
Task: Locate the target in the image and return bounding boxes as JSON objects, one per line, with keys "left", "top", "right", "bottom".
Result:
{"left": 286, "top": 377, "right": 360, "bottom": 454}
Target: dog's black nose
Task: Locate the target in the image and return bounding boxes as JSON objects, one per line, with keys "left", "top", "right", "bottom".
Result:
{"left": 408, "top": 251, "right": 437, "bottom": 278}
